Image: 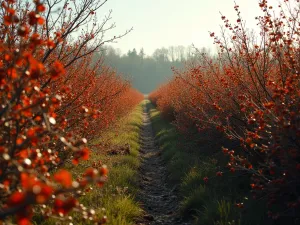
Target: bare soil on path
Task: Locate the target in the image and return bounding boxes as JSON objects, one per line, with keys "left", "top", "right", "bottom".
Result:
{"left": 136, "top": 105, "right": 190, "bottom": 225}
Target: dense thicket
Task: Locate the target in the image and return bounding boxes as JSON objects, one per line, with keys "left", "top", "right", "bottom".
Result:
{"left": 0, "top": 0, "right": 142, "bottom": 224}
{"left": 150, "top": 0, "right": 300, "bottom": 223}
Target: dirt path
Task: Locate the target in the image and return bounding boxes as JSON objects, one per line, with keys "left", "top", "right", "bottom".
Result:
{"left": 136, "top": 105, "right": 190, "bottom": 225}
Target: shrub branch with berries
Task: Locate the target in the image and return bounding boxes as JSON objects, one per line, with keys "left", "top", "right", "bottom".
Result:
{"left": 0, "top": 0, "right": 142, "bottom": 224}
{"left": 150, "top": 0, "right": 300, "bottom": 222}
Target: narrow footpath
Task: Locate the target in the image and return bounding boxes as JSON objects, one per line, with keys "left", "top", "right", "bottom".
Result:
{"left": 137, "top": 105, "right": 190, "bottom": 225}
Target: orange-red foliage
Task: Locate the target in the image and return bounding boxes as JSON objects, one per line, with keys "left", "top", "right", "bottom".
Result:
{"left": 0, "top": 0, "right": 143, "bottom": 224}
{"left": 150, "top": 0, "right": 300, "bottom": 221}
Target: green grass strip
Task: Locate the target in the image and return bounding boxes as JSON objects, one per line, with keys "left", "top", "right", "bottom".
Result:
{"left": 39, "top": 101, "right": 145, "bottom": 225}
{"left": 147, "top": 101, "right": 245, "bottom": 225}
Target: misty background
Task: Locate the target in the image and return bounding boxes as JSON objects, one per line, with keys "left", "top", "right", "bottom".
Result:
{"left": 99, "top": 45, "right": 207, "bottom": 93}
{"left": 94, "top": 0, "right": 279, "bottom": 93}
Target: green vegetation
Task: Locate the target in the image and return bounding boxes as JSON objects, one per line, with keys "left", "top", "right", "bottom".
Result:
{"left": 40, "top": 102, "right": 145, "bottom": 225}
{"left": 99, "top": 46, "right": 208, "bottom": 93}
{"left": 85, "top": 102, "right": 144, "bottom": 225}
{"left": 148, "top": 102, "right": 269, "bottom": 225}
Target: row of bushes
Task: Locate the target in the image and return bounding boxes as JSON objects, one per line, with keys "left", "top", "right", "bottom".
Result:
{"left": 149, "top": 0, "right": 300, "bottom": 224}
{"left": 149, "top": 102, "right": 269, "bottom": 225}
{"left": 0, "top": 1, "right": 143, "bottom": 224}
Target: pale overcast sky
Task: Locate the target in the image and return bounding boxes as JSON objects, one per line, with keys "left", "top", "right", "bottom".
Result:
{"left": 98, "top": 0, "right": 277, "bottom": 55}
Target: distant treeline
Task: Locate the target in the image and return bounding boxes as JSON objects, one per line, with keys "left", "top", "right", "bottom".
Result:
{"left": 97, "top": 46, "right": 209, "bottom": 93}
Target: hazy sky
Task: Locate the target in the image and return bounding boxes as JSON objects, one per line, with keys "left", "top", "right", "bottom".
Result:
{"left": 99, "top": 0, "right": 276, "bottom": 55}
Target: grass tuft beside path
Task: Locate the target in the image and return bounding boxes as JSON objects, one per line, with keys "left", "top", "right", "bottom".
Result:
{"left": 39, "top": 101, "right": 145, "bottom": 225}
{"left": 91, "top": 102, "right": 144, "bottom": 225}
